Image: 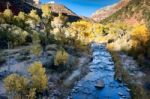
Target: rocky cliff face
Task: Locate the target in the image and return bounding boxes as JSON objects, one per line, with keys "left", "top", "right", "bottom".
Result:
{"left": 91, "top": 0, "right": 130, "bottom": 22}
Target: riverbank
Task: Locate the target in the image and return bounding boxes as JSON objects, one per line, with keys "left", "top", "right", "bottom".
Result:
{"left": 0, "top": 44, "right": 92, "bottom": 98}
{"left": 109, "top": 51, "right": 150, "bottom": 99}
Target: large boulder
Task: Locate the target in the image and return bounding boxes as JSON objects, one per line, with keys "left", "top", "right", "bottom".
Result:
{"left": 95, "top": 79, "right": 105, "bottom": 88}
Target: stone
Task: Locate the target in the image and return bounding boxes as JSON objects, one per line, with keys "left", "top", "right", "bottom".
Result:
{"left": 118, "top": 92, "right": 123, "bottom": 96}
{"left": 126, "top": 88, "right": 131, "bottom": 92}
{"left": 117, "top": 77, "right": 122, "bottom": 82}
{"left": 95, "top": 79, "right": 105, "bottom": 88}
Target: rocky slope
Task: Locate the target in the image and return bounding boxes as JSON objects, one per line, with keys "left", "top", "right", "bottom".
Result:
{"left": 100, "top": 0, "right": 150, "bottom": 26}
{"left": 48, "top": 3, "right": 81, "bottom": 21}
{"left": 0, "top": 0, "right": 81, "bottom": 22}
{"left": 49, "top": 3, "right": 77, "bottom": 16}
{"left": 91, "top": 0, "right": 130, "bottom": 22}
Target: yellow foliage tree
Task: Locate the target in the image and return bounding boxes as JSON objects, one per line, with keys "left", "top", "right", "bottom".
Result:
{"left": 28, "top": 62, "right": 48, "bottom": 93}
{"left": 28, "top": 9, "right": 40, "bottom": 28}
{"left": 41, "top": 4, "right": 51, "bottom": 18}
{"left": 67, "top": 20, "right": 94, "bottom": 43}
{"left": 18, "top": 11, "right": 26, "bottom": 21}
{"left": 3, "top": 8, "right": 13, "bottom": 23}
{"left": 131, "top": 24, "right": 149, "bottom": 47}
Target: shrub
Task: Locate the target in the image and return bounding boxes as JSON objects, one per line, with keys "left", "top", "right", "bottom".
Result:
{"left": 28, "top": 62, "right": 48, "bottom": 93}
{"left": 131, "top": 24, "right": 149, "bottom": 47}
{"left": 4, "top": 62, "right": 48, "bottom": 98}
{"left": 30, "top": 44, "right": 42, "bottom": 58}
{"left": 3, "top": 74, "right": 29, "bottom": 98}
{"left": 54, "top": 49, "right": 69, "bottom": 66}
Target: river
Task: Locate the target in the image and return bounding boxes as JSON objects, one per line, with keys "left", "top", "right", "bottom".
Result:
{"left": 69, "top": 43, "right": 131, "bottom": 99}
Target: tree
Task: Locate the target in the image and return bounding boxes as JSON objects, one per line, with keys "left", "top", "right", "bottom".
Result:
{"left": 52, "top": 13, "right": 67, "bottom": 28}
{"left": 131, "top": 24, "right": 149, "bottom": 46}
{"left": 18, "top": 12, "right": 26, "bottom": 21}
{"left": 3, "top": 8, "right": 13, "bottom": 23}
{"left": 41, "top": 4, "right": 51, "bottom": 18}
{"left": 28, "top": 10, "right": 40, "bottom": 28}
{"left": 13, "top": 11, "right": 27, "bottom": 29}
{"left": 41, "top": 4, "right": 53, "bottom": 45}
{"left": 28, "top": 62, "right": 48, "bottom": 93}
{"left": 51, "top": 13, "right": 68, "bottom": 45}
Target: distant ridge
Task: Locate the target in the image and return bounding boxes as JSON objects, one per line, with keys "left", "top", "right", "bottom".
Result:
{"left": 100, "top": 0, "right": 150, "bottom": 26}
{"left": 91, "top": 0, "right": 130, "bottom": 22}
{"left": 49, "top": 3, "right": 77, "bottom": 16}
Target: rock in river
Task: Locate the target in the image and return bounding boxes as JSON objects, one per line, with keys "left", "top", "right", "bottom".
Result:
{"left": 95, "top": 79, "right": 105, "bottom": 88}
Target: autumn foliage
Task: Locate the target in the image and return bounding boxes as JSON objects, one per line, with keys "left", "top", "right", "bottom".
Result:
{"left": 4, "top": 62, "right": 48, "bottom": 99}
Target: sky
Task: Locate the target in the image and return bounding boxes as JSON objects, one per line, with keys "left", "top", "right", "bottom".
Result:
{"left": 41, "top": 0, "right": 119, "bottom": 17}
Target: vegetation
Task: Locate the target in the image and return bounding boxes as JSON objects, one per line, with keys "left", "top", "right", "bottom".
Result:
{"left": 4, "top": 74, "right": 29, "bottom": 99}
{"left": 4, "top": 62, "right": 48, "bottom": 99}
{"left": 110, "top": 51, "right": 149, "bottom": 99}
{"left": 28, "top": 62, "right": 48, "bottom": 93}
{"left": 54, "top": 49, "right": 69, "bottom": 66}
{"left": 30, "top": 44, "right": 42, "bottom": 58}
{"left": 1, "top": 1, "right": 150, "bottom": 98}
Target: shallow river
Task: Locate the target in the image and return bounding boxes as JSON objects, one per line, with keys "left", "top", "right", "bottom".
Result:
{"left": 69, "top": 43, "right": 131, "bottom": 99}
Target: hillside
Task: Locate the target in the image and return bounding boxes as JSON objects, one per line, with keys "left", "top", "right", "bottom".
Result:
{"left": 47, "top": 3, "right": 81, "bottom": 22}
{"left": 91, "top": 0, "right": 130, "bottom": 22}
{"left": 49, "top": 3, "right": 77, "bottom": 16}
{"left": 101, "top": 0, "right": 150, "bottom": 26}
{"left": 0, "top": 0, "right": 80, "bottom": 22}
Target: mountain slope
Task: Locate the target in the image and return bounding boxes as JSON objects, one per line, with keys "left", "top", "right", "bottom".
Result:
{"left": 48, "top": 3, "right": 81, "bottom": 22}
{"left": 100, "top": 0, "right": 150, "bottom": 26}
{"left": 91, "top": 0, "right": 130, "bottom": 22}
{"left": 0, "top": 1, "right": 81, "bottom": 22}
{"left": 49, "top": 3, "right": 77, "bottom": 16}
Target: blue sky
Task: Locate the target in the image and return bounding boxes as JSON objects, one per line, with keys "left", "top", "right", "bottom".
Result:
{"left": 41, "top": 0, "right": 119, "bottom": 16}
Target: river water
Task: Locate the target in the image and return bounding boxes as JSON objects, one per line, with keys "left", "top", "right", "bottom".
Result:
{"left": 69, "top": 43, "right": 131, "bottom": 99}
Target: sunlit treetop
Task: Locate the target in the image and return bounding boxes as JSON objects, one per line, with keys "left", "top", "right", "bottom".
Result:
{"left": 18, "top": 11, "right": 26, "bottom": 21}
{"left": 29, "top": 9, "right": 40, "bottom": 22}
{"left": 3, "top": 8, "right": 13, "bottom": 18}
{"left": 41, "top": 4, "right": 51, "bottom": 17}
